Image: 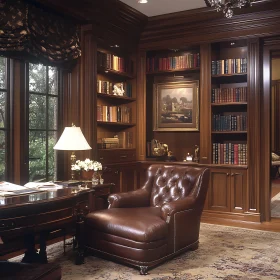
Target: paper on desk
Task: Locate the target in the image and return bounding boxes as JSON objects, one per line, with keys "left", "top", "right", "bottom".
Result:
{"left": 0, "top": 181, "right": 40, "bottom": 196}
{"left": 24, "top": 182, "right": 63, "bottom": 190}
{"left": 0, "top": 181, "right": 30, "bottom": 192}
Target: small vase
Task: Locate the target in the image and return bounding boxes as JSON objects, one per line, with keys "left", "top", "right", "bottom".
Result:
{"left": 81, "top": 170, "right": 94, "bottom": 180}
{"left": 92, "top": 171, "right": 99, "bottom": 186}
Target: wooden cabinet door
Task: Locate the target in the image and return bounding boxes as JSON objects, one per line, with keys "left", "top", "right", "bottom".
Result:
{"left": 208, "top": 168, "right": 231, "bottom": 212}
{"left": 230, "top": 169, "right": 247, "bottom": 213}
{"left": 103, "top": 166, "right": 121, "bottom": 194}
{"left": 103, "top": 163, "right": 138, "bottom": 194}
{"left": 118, "top": 163, "right": 138, "bottom": 193}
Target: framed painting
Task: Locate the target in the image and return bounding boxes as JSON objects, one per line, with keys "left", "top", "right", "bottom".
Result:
{"left": 153, "top": 80, "right": 199, "bottom": 131}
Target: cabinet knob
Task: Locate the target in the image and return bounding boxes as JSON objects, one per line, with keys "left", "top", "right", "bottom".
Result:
{"left": 99, "top": 157, "right": 104, "bottom": 160}
{"left": 226, "top": 173, "right": 229, "bottom": 176}
{"left": 115, "top": 170, "right": 119, "bottom": 175}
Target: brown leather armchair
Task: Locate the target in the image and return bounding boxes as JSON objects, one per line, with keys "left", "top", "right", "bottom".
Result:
{"left": 84, "top": 164, "right": 210, "bottom": 275}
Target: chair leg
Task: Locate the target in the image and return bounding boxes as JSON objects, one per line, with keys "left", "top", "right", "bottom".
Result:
{"left": 139, "top": 266, "right": 148, "bottom": 275}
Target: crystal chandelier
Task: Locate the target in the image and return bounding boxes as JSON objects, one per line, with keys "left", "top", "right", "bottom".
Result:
{"left": 204, "top": 0, "right": 254, "bottom": 18}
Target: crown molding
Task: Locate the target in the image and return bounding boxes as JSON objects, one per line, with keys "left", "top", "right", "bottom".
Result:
{"left": 140, "top": 0, "right": 280, "bottom": 50}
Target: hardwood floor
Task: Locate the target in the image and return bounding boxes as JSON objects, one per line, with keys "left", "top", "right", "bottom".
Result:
{"left": 271, "top": 182, "right": 280, "bottom": 198}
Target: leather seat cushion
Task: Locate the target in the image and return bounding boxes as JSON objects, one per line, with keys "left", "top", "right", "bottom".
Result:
{"left": 85, "top": 207, "right": 168, "bottom": 243}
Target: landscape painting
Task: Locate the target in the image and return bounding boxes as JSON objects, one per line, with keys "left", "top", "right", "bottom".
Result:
{"left": 153, "top": 81, "right": 199, "bottom": 131}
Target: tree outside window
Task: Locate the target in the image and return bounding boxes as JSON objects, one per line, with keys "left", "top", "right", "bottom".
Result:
{"left": 28, "top": 63, "right": 59, "bottom": 181}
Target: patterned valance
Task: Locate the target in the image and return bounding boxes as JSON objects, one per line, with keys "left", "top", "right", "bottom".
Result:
{"left": 0, "top": 0, "right": 81, "bottom": 67}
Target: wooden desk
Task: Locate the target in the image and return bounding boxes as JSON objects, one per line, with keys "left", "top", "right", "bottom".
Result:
{"left": 0, "top": 183, "right": 113, "bottom": 264}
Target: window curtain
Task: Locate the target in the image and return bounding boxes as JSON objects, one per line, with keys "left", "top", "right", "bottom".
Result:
{"left": 0, "top": 0, "right": 81, "bottom": 67}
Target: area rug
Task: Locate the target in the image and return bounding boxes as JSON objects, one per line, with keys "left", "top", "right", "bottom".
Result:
{"left": 271, "top": 191, "right": 280, "bottom": 218}
{"left": 10, "top": 223, "right": 280, "bottom": 280}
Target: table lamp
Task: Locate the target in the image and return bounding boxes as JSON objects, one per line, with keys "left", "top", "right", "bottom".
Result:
{"left": 53, "top": 125, "right": 92, "bottom": 180}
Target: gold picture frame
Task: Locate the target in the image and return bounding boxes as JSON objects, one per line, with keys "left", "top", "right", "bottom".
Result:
{"left": 153, "top": 80, "right": 199, "bottom": 131}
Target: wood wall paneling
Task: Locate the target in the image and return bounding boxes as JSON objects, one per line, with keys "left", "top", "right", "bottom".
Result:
{"left": 199, "top": 44, "right": 212, "bottom": 164}
{"left": 146, "top": 74, "right": 200, "bottom": 161}
{"left": 79, "top": 25, "right": 96, "bottom": 161}
{"left": 247, "top": 38, "right": 260, "bottom": 215}
{"left": 136, "top": 51, "right": 147, "bottom": 161}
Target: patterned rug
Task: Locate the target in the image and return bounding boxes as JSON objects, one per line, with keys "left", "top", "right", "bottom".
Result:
{"left": 271, "top": 192, "right": 280, "bottom": 218}
{"left": 10, "top": 223, "right": 280, "bottom": 280}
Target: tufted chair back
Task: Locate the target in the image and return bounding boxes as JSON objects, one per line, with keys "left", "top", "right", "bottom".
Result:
{"left": 146, "top": 164, "right": 207, "bottom": 208}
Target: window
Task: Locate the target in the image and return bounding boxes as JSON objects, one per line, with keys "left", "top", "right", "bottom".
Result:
{"left": 0, "top": 57, "right": 9, "bottom": 181}
{"left": 28, "top": 63, "right": 59, "bottom": 181}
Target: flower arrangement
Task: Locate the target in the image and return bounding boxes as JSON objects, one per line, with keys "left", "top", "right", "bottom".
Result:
{"left": 71, "top": 158, "right": 102, "bottom": 172}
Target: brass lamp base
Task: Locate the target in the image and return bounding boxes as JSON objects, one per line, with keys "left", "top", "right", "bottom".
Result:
{"left": 70, "top": 151, "right": 76, "bottom": 181}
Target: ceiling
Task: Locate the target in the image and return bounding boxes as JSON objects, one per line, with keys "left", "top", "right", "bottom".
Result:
{"left": 119, "top": 0, "right": 207, "bottom": 17}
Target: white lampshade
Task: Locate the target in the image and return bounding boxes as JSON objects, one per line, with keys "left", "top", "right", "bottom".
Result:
{"left": 53, "top": 126, "right": 92, "bottom": 151}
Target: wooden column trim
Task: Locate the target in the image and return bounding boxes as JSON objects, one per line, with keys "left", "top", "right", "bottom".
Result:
{"left": 79, "top": 24, "right": 96, "bottom": 160}
{"left": 247, "top": 38, "right": 260, "bottom": 214}
{"left": 199, "top": 43, "right": 212, "bottom": 164}
{"left": 136, "top": 50, "right": 146, "bottom": 160}
{"left": 261, "top": 39, "right": 280, "bottom": 221}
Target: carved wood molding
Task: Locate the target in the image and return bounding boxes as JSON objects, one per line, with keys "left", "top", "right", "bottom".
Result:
{"left": 140, "top": 0, "right": 280, "bottom": 50}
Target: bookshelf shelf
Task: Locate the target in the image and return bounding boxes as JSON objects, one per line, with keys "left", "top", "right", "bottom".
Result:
{"left": 98, "top": 148, "right": 135, "bottom": 151}
{"left": 97, "top": 121, "right": 136, "bottom": 127}
{"left": 97, "top": 66, "right": 134, "bottom": 79}
{"left": 211, "top": 131, "right": 247, "bottom": 134}
{"left": 211, "top": 102, "right": 247, "bottom": 106}
{"left": 146, "top": 67, "right": 200, "bottom": 75}
{"left": 97, "top": 93, "right": 136, "bottom": 103}
{"left": 212, "top": 73, "right": 247, "bottom": 78}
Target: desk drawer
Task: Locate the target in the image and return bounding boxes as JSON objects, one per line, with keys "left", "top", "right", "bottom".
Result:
{"left": 0, "top": 216, "right": 33, "bottom": 233}
{"left": 94, "top": 187, "right": 110, "bottom": 197}
{"left": 98, "top": 149, "right": 136, "bottom": 163}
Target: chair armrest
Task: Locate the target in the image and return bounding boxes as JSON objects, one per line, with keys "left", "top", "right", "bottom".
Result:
{"left": 160, "top": 196, "right": 195, "bottom": 222}
{"left": 108, "top": 188, "right": 150, "bottom": 208}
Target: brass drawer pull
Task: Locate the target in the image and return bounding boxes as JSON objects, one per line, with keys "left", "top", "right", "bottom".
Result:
{"left": 120, "top": 155, "right": 127, "bottom": 158}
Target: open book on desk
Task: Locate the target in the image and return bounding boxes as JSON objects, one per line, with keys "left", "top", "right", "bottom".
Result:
{"left": 0, "top": 181, "right": 43, "bottom": 196}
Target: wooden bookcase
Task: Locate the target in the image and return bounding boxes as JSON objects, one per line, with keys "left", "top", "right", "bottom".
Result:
{"left": 205, "top": 40, "right": 249, "bottom": 214}
{"left": 211, "top": 40, "right": 248, "bottom": 166}
{"left": 96, "top": 45, "right": 137, "bottom": 164}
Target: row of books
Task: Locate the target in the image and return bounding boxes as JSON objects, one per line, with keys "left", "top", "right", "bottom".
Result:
{"left": 212, "top": 114, "right": 247, "bottom": 131}
{"left": 97, "top": 80, "right": 132, "bottom": 97}
{"left": 100, "top": 137, "right": 119, "bottom": 149}
{"left": 98, "top": 132, "right": 133, "bottom": 149}
{"left": 97, "top": 51, "right": 134, "bottom": 74}
{"left": 97, "top": 105, "right": 131, "bottom": 123}
{"left": 211, "top": 58, "right": 247, "bottom": 75}
{"left": 212, "top": 143, "right": 247, "bottom": 165}
{"left": 211, "top": 87, "right": 247, "bottom": 103}
{"left": 146, "top": 53, "right": 200, "bottom": 72}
